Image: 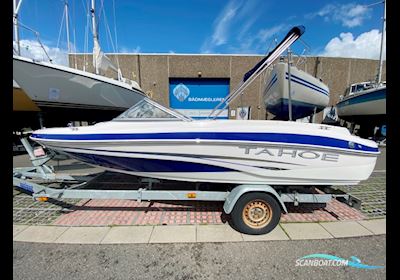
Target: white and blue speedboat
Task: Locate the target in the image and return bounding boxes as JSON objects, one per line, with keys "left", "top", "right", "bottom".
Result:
{"left": 264, "top": 62, "right": 330, "bottom": 120}
{"left": 30, "top": 98, "right": 379, "bottom": 186}
{"left": 27, "top": 25, "right": 378, "bottom": 187}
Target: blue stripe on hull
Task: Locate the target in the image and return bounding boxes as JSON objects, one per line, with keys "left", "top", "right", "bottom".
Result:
{"left": 31, "top": 131, "right": 379, "bottom": 153}
{"left": 337, "top": 88, "right": 386, "bottom": 108}
{"left": 68, "top": 152, "right": 233, "bottom": 173}
{"left": 266, "top": 98, "right": 325, "bottom": 120}
{"left": 285, "top": 73, "right": 329, "bottom": 96}
{"left": 264, "top": 74, "right": 278, "bottom": 93}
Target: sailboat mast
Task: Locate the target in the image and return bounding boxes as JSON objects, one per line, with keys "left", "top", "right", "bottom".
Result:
{"left": 90, "top": 0, "right": 99, "bottom": 74}
{"left": 287, "top": 48, "right": 293, "bottom": 121}
{"left": 13, "top": 0, "right": 22, "bottom": 55}
{"left": 65, "top": 1, "right": 70, "bottom": 53}
{"left": 377, "top": 0, "right": 386, "bottom": 84}
{"left": 64, "top": 0, "right": 71, "bottom": 68}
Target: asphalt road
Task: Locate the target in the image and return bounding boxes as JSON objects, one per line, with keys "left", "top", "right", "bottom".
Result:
{"left": 14, "top": 235, "right": 385, "bottom": 280}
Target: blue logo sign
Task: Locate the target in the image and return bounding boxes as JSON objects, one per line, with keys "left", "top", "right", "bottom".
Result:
{"left": 296, "top": 254, "right": 384, "bottom": 269}
{"left": 173, "top": 83, "right": 190, "bottom": 102}
{"left": 169, "top": 78, "right": 230, "bottom": 119}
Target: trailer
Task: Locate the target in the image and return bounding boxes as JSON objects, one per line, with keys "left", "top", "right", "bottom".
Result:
{"left": 13, "top": 138, "right": 361, "bottom": 235}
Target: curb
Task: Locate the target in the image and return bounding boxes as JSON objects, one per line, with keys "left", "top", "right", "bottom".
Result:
{"left": 13, "top": 218, "right": 386, "bottom": 244}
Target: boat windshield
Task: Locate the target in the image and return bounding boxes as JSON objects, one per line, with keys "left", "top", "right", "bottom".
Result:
{"left": 348, "top": 82, "right": 375, "bottom": 95}
{"left": 113, "top": 98, "right": 192, "bottom": 121}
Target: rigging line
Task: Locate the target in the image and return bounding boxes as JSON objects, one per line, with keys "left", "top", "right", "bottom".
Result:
{"left": 96, "top": 0, "right": 105, "bottom": 38}
{"left": 81, "top": 0, "right": 89, "bottom": 71}
{"left": 101, "top": 0, "right": 119, "bottom": 66}
{"left": 112, "top": 0, "right": 120, "bottom": 70}
{"left": 85, "top": 8, "right": 89, "bottom": 71}
{"left": 17, "top": 21, "right": 53, "bottom": 63}
{"left": 364, "top": 0, "right": 384, "bottom": 8}
{"left": 56, "top": 4, "right": 66, "bottom": 49}
{"left": 102, "top": 7, "right": 116, "bottom": 53}
{"left": 264, "top": 37, "right": 278, "bottom": 55}
{"left": 101, "top": 1, "right": 121, "bottom": 73}
{"left": 72, "top": 0, "right": 77, "bottom": 68}
{"left": 101, "top": 5, "right": 113, "bottom": 53}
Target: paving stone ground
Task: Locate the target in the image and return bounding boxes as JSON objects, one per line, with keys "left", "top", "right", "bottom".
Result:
{"left": 13, "top": 171, "right": 384, "bottom": 226}
{"left": 333, "top": 171, "right": 386, "bottom": 218}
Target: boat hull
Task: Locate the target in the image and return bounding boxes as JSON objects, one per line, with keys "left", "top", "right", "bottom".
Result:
{"left": 13, "top": 80, "right": 40, "bottom": 112}
{"left": 13, "top": 56, "right": 144, "bottom": 111}
{"left": 337, "top": 86, "right": 386, "bottom": 124}
{"left": 264, "top": 63, "right": 330, "bottom": 120}
{"left": 30, "top": 120, "right": 378, "bottom": 185}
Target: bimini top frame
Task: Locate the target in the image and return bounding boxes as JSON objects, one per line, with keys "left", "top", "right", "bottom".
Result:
{"left": 208, "top": 25, "right": 305, "bottom": 119}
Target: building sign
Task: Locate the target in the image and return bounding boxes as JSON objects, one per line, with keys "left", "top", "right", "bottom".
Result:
{"left": 169, "top": 78, "right": 229, "bottom": 119}
{"left": 236, "top": 107, "right": 251, "bottom": 120}
{"left": 322, "top": 106, "right": 339, "bottom": 124}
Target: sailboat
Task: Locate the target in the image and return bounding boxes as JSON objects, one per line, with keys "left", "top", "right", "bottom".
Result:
{"left": 263, "top": 60, "right": 330, "bottom": 120}
{"left": 13, "top": 0, "right": 146, "bottom": 128}
{"left": 336, "top": 0, "right": 386, "bottom": 134}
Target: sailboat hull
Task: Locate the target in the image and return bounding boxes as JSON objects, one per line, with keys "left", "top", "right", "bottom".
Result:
{"left": 13, "top": 56, "right": 144, "bottom": 111}
{"left": 264, "top": 63, "right": 330, "bottom": 120}
{"left": 13, "top": 80, "right": 40, "bottom": 112}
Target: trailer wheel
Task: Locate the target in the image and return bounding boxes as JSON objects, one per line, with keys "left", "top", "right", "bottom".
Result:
{"left": 230, "top": 192, "right": 281, "bottom": 235}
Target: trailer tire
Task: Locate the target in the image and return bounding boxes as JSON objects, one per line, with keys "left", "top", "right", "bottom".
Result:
{"left": 230, "top": 192, "right": 281, "bottom": 235}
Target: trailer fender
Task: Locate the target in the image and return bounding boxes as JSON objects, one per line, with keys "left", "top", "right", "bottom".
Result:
{"left": 223, "top": 185, "right": 287, "bottom": 214}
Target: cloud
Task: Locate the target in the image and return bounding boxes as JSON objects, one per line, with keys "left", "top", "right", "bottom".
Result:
{"left": 307, "top": 3, "right": 372, "bottom": 27}
{"left": 211, "top": 2, "right": 239, "bottom": 46}
{"left": 257, "top": 24, "right": 288, "bottom": 43}
{"left": 14, "top": 39, "right": 69, "bottom": 66}
{"left": 201, "top": 0, "right": 241, "bottom": 53}
{"left": 320, "top": 29, "right": 386, "bottom": 59}
{"left": 200, "top": 0, "right": 288, "bottom": 54}
{"left": 228, "top": 23, "right": 289, "bottom": 54}
{"left": 119, "top": 46, "right": 141, "bottom": 53}
{"left": 235, "top": 0, "right": 264, "bottom": 40}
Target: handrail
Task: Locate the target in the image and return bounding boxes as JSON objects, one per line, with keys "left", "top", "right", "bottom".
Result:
{"left": 14, "top": 21, "right": 53, "bottom": 63}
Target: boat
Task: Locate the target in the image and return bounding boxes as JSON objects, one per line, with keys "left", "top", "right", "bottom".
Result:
{"left": 13, "top": 0, "right": 145, "bottom": 128}
{"left": 263, "top": 62, "right": 330, "bottom": 120}
{"left": 30, "top": 97, "right": 378, "bottom": 186}
{"left": 336, "top": 81, "right": 386, "bottom": 125}
{"left": 28, "top": 26, "right": 378, "bottom": 187}
{"left": 336, "top": 0, "right": 386, "bottom": 132}
{"left": 13, "top": 55, "right": 145, "bottom": 113}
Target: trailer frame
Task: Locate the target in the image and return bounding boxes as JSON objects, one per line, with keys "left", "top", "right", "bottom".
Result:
{"left": 13, "top": 138, "right": 361, "bottom": 234}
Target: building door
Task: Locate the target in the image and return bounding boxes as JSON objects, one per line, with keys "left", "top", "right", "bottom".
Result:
{"left": 169, "top": 78, "right": 229, "bottom": 119}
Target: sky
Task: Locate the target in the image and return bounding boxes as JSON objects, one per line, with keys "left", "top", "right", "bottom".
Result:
{"left": 14, "top": 0, "right": 386, "bottom": 66}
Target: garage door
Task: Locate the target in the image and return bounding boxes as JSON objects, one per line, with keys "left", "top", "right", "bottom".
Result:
{"left": 169, "top": 78, "right": 229, "bottom": 119}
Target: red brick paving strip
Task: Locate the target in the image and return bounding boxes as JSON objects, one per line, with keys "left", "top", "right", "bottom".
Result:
{"left": 53, "top": 198, "right": 366, "bottom": 226}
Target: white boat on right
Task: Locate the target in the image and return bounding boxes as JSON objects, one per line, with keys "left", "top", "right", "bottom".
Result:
{"left": 336, "top": 81, "right": 386, "bottom": 124}
{"left": 336, "top": 0, "right": 386, "bottom": 134}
